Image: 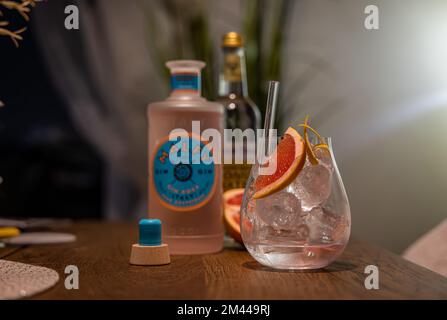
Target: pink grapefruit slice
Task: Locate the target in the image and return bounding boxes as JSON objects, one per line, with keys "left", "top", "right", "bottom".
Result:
{"left": 253, "top": 127, "right": 306, "bottom": 200}
{"left": 223, "top": 189, "right": 245, "bottom": 244}
{"left": 223, "top": 188, "right": 245, "bottom": 211}
{"left": 224, "top": 206, "right": 243, "bottom": 244}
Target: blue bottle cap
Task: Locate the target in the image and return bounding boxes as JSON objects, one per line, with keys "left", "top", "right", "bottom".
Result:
{"left": 139, "top": 219, "right": 162, "bottom": 246}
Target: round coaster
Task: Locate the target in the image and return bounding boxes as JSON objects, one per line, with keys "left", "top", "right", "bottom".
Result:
{"left": 4, "top": 232, "right": 76, "bottom": 245}
{"left": 0, "top": 260, "right": 59, "bottom": 300}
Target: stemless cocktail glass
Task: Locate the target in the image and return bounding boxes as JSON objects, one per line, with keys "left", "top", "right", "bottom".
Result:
{"left": 241, "top": 137, "right": 351, "bottom": 270}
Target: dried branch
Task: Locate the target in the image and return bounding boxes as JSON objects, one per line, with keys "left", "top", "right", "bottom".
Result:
{"left": 0, "top": 0, "right": 42, "bottom": 47}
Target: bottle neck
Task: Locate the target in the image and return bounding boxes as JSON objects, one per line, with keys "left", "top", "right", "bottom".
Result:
{"left": 218, "top": 47, "right": 248, "bottom": 98}
{"left": 170, "top": 71, "right": 202, "bottom": 98}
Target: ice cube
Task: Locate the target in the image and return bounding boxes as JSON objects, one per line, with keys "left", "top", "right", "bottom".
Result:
{"left": 305, "top": 207, "right": 341, "bottom": 244}
{"left": 261, "top": 223, "right": 310, "bottom": 243}
{"left": 256, "top": 191, "right": 302, "bottom": 230}
{"left": 291, "top": 163, "right": 332, "bottom": 210}
{"left": 295, "top": 223, "right": 310, "bottom": 241}
{"left": 315, "top": 148, "right": 333, "bottom": 170}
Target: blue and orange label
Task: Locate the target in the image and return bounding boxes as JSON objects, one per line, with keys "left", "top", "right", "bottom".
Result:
{"left": 152, "top": 135, "right": 216, "bottom": 211}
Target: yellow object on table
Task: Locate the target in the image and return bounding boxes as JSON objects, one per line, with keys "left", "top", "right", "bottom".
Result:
{"left": 0, "top": 227, "right": 20, "bottom": 238}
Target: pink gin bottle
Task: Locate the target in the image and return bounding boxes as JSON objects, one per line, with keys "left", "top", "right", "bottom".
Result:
{"left": 148, "top": 60, "right": 224, "bottom": 254}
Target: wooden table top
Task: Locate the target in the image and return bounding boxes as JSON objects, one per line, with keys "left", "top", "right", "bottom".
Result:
{"left": 1, "top": 222, "right": 446, "bottom": 300}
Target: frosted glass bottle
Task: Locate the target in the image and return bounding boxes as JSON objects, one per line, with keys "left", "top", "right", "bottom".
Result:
{"left": 148, "top": 60, "right": 224, "bottom": 254}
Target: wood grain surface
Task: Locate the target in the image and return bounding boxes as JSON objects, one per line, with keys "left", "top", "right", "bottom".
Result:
{"left": 1, "top": 222, "right": 446, "bottom": 300}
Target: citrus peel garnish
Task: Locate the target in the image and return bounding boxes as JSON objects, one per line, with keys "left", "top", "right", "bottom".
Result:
{"left": 313, "top": 143, "right": 331, "bottom": 155}
{"left": 301, "top": 116, "right": 319, "bottom": 165}
{"left": 299, "top": 116, "right": 330, "bottom": 165}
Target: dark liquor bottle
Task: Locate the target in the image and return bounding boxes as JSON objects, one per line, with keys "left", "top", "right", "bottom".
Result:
{"left": 218, "top": 32, "right": 261, "bottom": 191}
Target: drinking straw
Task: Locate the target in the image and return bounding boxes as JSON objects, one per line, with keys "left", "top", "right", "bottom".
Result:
{"left": 264, "top": 81, "right": 280, "bottom": 156}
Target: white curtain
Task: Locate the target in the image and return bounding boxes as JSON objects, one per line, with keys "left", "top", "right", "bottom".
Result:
{"left": 32, "top": 0, "right": 242, "bottom": 220}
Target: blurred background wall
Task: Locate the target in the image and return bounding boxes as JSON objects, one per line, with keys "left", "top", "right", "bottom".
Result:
{"left": 1, "top": 0, "right": 446, "bottom": 253}
{"left": 281, "top": 0, "right": 447, "bottom": 253}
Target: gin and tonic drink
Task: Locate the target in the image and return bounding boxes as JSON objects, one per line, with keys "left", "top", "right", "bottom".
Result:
{"left": 241, "top": 122, "right": 351, "bottom": 270}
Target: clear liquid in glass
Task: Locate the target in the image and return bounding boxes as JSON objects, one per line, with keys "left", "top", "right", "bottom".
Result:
{"left": 241, "top": 139, "right": 351, "bottom": 270}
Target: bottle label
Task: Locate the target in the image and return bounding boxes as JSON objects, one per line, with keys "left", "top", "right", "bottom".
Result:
{"left": 224, "top": 53, "right": 242, "bottom": 82}
{"left": 171, "top": 73, "right": 200, "bottom": 93}
{"left": 152, "top": 135, "right": 216, "bottom": 211}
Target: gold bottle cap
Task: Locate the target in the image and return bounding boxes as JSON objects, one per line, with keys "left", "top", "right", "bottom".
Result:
{"left": 222, "top": 32, "right": 244, "bottom": 48}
